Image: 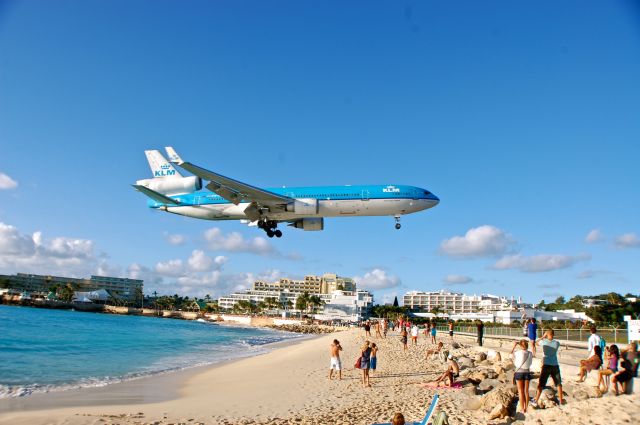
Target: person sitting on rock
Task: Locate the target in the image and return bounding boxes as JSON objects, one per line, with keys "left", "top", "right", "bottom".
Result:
{"left": 425, "top": 341, "right": 444, "bottom": 360}
{"left": 424, "top": 354, "right": 459, "bottom": 387}
{"left": 597, "top": 344, "right": 619, "bottom": 393}
{"left": 577, "top": 345, "right": 602, "bottom": 382}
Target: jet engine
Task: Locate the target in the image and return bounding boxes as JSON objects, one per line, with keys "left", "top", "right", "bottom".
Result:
{"left": 290, "top": 218, "right": 324, "bottom": 231}
{"left": 285, "top": 199, "right": 318, "bottom": 215}
{"left": 136, "top": 176, "right": 202, "bottom": 195}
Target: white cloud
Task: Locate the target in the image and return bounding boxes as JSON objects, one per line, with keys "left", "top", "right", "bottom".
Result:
{"left": 204, "top": 227, "right": 275, "bottom": 256}
{"left": 163, "top": 232, "right": 186, "bottom": 246}
{"left": 187, "top": 249, "right": 228, "bottom": 272}
{"left": 0, "top": 172, "right": 18, "bottom": 190}
{"left": 154, "top": 259, "right": 184, "bottom": 277}
{"left": 354, "top": 268, "right": 401, "bottom": 290}
{"left": 585, "top": 229, "right": 604, "bottom": 243}
{"left": 614, "top": 233, "right": 640, "bottom": 248}
{"left": 443, "top": 274, "right": 473, "bottom": 284}
{"left": 0, "top": 222, "right": 97, "bottom": 276}
{"left": 440, "top": 225, "right": 515, "bottom": 258}
{"left": 493, "top": 253, "right": 590, "bottom": 273}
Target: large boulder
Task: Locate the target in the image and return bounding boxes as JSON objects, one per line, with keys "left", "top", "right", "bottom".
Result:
{"left": 467, "top": 370, "right": 489, "bottom": 384}
{"left": 480, "top": 384, "right": 517, "bottom": 417}
{"left": 457, "top": 357, "right": 474, "bottom": 370}
{"left": 488, "top": 403, "right": 508, "bottom": 420}
{"left": 478, "top": 378, "right": 501, "bottom": 392}
{"left": 537, "top": 388, "right": 558, "bottom": 409}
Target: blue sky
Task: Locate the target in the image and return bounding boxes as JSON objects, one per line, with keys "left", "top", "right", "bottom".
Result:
{"left": 0, "top": 0, "right": 638, "bottom": 303}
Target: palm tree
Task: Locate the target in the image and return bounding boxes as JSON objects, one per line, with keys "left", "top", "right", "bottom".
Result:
{"left": 58, "top": 283, "right": 75, "bottom": 303}
{"left": 308, "top": 295, "right": 324, "bottom": 314}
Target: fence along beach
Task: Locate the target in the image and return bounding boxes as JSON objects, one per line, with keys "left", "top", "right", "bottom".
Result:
{"left": 0, "top": 319, "right": 637, "bottom": 425}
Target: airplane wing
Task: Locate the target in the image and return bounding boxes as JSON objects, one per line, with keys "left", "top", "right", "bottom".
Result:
{"left": 132, "top": 185, "right": 182, "bottom": 205}
{"left": 165, "top": 147, "right": 292, "bottom": 219}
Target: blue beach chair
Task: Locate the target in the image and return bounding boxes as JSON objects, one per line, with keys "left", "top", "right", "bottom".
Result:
{"left": 372, "top": 393, "right": 439, "bottom": 425}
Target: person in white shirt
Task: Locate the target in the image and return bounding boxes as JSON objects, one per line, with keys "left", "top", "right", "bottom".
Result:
{"left": 587, "top": 327, "right": 601, "bottom": 357}
{"left": 410, "top": 325, "right": 419, "bottom": 345}
{"left": 511, "top": 339, "right": 533, "bottom": 413}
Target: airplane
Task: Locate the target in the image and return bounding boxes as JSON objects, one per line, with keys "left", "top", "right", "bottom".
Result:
{"left": 133, "top": 147, "right": 439, "bottom": 238}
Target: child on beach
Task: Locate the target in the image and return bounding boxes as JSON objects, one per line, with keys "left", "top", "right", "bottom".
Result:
{"left": 370, "top": 343, "right": 378, "bottom": 375}
{"left": 597, "top": 344, "right": 619, "bottom": 393}
{"left": 511, "top": 339, "right": 533, "bottom": 413}
{"left": 328, "top": 339, "right": 343, "bottom": 380}
{"left": 401, "top": 327, "right": 408, "bottom": 351}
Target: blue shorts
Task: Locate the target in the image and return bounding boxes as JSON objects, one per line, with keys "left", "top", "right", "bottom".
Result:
{"left": 370, "top": 357, "right": 377, "bottom": 370}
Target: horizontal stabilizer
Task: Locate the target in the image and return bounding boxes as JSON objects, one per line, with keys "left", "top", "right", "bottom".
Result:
{"left": 132, "top": 185, "right": 181, "bottom": 205}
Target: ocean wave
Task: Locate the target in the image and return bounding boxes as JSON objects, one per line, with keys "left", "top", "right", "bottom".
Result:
{"left": 0, "top": 327, "right": 305, "bottom": 400}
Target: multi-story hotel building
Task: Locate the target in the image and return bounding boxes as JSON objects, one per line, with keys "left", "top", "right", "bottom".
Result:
{"left": 253, "top": 273, "right": 355, "bottom": 294}
{"left": 403, "top": 290, "right": 514, "bottom": 314}
{"left": 0, "top": 273, "right": 143, "bottom": 302}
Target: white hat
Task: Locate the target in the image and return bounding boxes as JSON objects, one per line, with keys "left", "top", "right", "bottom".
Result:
{"left": 447, "top": 354, "right": 454, "bottom": 360}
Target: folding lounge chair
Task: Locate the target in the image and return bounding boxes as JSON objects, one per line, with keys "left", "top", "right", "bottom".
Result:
{"left": 371, "top": 393, "right": 440, "bottom": 425}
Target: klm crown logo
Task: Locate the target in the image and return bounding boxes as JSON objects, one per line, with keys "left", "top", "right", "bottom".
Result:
{"left": 154, "top": 164, "right": 176, "bottom": 177}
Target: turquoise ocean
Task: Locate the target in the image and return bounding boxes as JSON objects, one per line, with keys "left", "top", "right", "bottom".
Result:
{"left": 0, "top": 305, "right": 301, "bottom": 398}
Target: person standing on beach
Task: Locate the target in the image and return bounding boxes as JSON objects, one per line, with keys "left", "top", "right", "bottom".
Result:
{"left": 587, "top": 327, "right": 602, "bottom": 357}
{"left": 430, "top": 323, "right": 437, "bottom": 344}
{"left": 375, "top": 320, "right": 383, "bottom": 338}
{"left": 476, "top": 320, "right": 484, "bottom": 347}
{"left": 527, "top": 318, "right": 538, "bottom": 355}
{"left": 448, "top": 321, "right": 454, "bottom": 342}
{"left": 329, "top": 339, "right": 343, "bottom": 380}
{"left": 411, "top": 324, "right": 419, "bottom": 346}
{"left": 370, "top": 342, "right": 378, "bottom": 375}
{"left": 364, "top": 320, "right": 371, "bottom": 337}
{"left": 532, "top": 329, "right": 564, "bottom": 407}
{"left": 382, "top": 319, "right": 388, "bottom": 338}
{"left": 359, "top": 341, "right": 372, "bottom": 387}
{"left": 401, "top": 327, "right": 408, "bottom": 351}
{"left": 511, "top": 339, "right": 533, "bottom": 413}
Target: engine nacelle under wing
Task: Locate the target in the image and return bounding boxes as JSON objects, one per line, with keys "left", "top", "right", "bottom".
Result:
{"left": 136, "top": 176, "right": 202, "bottom": 195}
{"left": 290, "top": 218, "right": 324, "bottom": 231}
{"left": 285, "top": 199, "right": 318, "bottom": 215}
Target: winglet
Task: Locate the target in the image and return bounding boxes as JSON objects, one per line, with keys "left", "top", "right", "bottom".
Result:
{"left": 165, "top": 146, "right": 184, "bottom": 165}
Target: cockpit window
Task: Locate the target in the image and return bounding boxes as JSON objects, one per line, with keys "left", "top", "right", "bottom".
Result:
{"left": 424, "top": 191, "right": 431, "bottom": 195}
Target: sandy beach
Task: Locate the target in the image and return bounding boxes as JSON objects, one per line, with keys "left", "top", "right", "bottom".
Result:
{"left": 0, "top": 328, "right": 637, "bottom": 425}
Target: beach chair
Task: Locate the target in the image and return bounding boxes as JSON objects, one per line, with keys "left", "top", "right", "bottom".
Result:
{"left": 371, "top": 394, "right": 439, "bottom": 425}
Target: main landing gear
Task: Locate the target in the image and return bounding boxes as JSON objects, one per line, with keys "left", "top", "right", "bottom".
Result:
{"left": 258, "top": 220, "right": 282, "bottom": 238}
{"left": 394, "top": 215, "right": 402, "bottom": 230}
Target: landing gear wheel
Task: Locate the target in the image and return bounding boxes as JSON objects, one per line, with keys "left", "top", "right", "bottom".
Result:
{"left": 394, "top": 215, "right": 401, "bottom": 230}
{"left": 266, "top": 229, "right": 275, "bottom": 238}
{"left": 257, "top": 221, "right": 265, "bottom": 229}
{"left": 274, "top": 230, "right": 283, "bottom": 238}
{"left": 395, "top": 223, "right": 401, "bottom": 230}
{"left": 267, "top": 220, "right": 277, "bottom": 229}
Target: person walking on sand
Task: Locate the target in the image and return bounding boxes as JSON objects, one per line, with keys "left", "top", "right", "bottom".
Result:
{"left": 527, "top": 318, "right": 538, "bottom": 355}
{"left": 370, "top": 343, "right": 378, "bottom": 375}
{"left": 476, "top": 320, "right": 484, "bottom": 347}
{"left": 364, "top": 320, "right": 372, "bottom": 337}
{"left": 375, "top": 320, "right": 383, "bottom": 338}
{"left": 430, "top": 323, "right": 437, "bottom": 344}
{"left": 532, "top": 329, "right": 564, "bottom": 407}
{"left": 329, "top": 339, "right": 343, "bottom": 380}
{"left": 411, "top": 324, "right": 419, "bottom": 346}
{"left": 511, "top": 339, "right": 533, "bottom": 413}
{"left": 448, "top": 321, "right": 454, "bottom": 342}
{"left": 382, "top": 318, "right": 388, "bottom": 338}
{"left": 401, "top": 327, "right": 408, "bottom": 351}
{"left": 359, "top": 341, "right": 372, "bottom": 387}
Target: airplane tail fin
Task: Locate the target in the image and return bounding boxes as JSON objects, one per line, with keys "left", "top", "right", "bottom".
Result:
{"left": 145, "top": 150, "right": 183, "bottom": 179}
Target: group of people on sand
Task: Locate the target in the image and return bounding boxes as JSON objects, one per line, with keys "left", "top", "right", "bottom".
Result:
{"left": 577, "top": 327, "right": 638, "bottom": 395}
{"left": 328, "top": 338, "right": 379, "bottom": 388}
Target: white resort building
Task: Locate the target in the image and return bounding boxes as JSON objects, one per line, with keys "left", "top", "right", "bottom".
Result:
{"left": 403, "top": 290, "right": 515, "bottom": 314}
{"left": 218, "top": 273, "right": 372, "bottom": 321}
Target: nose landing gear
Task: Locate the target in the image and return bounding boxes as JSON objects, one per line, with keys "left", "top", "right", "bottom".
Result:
{"left": 259, "top": 220, "right": 283, "bottom": 238}
{"left": 394, "top": 215, "right": 401, "bottom": 230}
